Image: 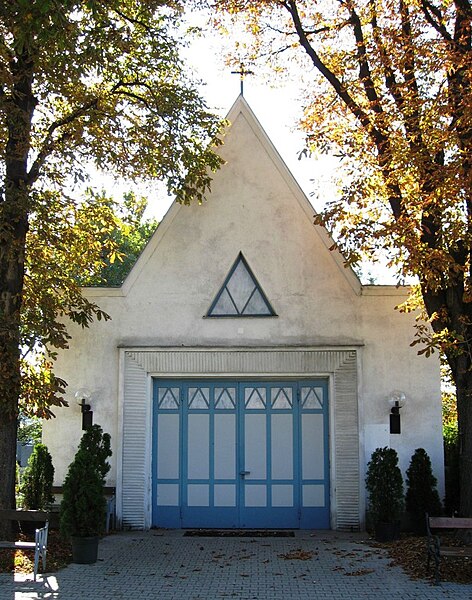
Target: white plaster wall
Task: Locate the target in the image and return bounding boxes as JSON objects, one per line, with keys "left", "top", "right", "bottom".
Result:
{"left": 359, "top": 289, "right": 443, "bottom": 495}
{"left": 43, "top": 100, "right": 443, "bottom": 505}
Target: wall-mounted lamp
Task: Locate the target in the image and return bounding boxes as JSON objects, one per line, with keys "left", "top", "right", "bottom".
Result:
{"left": 75, "top": 389, "right": 93, "bottom": 430}
{"left": 388, "top": 390, "right": 406, "bottom": 434}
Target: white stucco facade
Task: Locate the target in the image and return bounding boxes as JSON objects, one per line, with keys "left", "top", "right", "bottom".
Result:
{"left": 43, "top": 96, "right": 443, "bottom": 531}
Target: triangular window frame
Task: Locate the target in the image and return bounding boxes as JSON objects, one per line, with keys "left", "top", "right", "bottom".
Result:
{"left": 206, "top": 253, "right": 276, "bottom": 318}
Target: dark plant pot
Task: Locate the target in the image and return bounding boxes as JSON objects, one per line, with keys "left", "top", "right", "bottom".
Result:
{"left": 71, "top": 536, "right": 99, "bottom": 564}
{"left": 374, "top": 521, "right": 400, "bottom": 542}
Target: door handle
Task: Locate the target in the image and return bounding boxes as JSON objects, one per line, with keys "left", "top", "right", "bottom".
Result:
{"left": 240, "top": 471, "right": 251, "bottom": 478}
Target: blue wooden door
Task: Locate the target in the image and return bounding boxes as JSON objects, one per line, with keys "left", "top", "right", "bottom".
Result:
{"left": 152, "top": 380, "right": 329, "bottom": 529}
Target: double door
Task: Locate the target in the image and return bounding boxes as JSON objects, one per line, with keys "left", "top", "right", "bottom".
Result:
{"left": 152, "top": 379, "right": 329, "bottom": 529}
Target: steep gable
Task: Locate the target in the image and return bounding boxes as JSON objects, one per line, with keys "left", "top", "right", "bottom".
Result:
{"left": 121, "top": 96, "right": 361, "bottom": 300}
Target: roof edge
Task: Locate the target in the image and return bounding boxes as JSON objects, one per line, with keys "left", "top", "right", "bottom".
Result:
{"left": 225, "top": 95, "right": 362, "bottom": 296}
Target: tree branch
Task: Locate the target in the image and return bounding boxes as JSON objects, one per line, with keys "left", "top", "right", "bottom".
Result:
{"left": 369, "top": 0, "right": 405, "bottom": 112}
{"left": 285, "top": 0, "right": 405, "bottom": 219}
{"left": 420, "top": 0, "right": 453, "bottom": 42}
{"left": 27, "top": 97, "right": 99, "bottom": 185}
{"left": 112, "top": 7, "right": 153, "bottom": 33}
{"left": 344, "top": 0, "right": 383, "bottom": 114}
{"left": 27, "top": 76, "right": 169, "bottom": 185}
{"left": 398, "top": 0, "right": 429, "bottom": 156}
{"left": 285, "top": 1, "right": 373, "bottom": 132}
{"left": 113, "top": 89, "right": 152, "bottom": 111}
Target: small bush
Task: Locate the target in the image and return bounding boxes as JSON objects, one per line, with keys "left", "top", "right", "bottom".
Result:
{"left": 60, "top": 425, "right": 112, "bottom": 539}
{"left": 366, "top": 447, "right": 404, "bottom": 523}
{"left": 20, "top": 443, "right": 54, "bottom": 510}
{"left": 406, "top": 448, "right": 442, "bottom": 531}
{"left": 75, "top": 424, "right": 111, "bottom": 481}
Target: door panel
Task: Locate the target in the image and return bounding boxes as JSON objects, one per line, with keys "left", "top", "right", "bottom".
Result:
{"left": 243, "top": 413, "right": 266, "bottom": 479}
{"left": 271, "top": 414, "right": 293, "bottom": 479}
{"left": 214, "top": 414, "right": 236, "bottom": 479}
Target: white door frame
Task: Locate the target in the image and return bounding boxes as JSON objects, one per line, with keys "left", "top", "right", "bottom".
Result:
{"left": 117, "top": 346, "right": 362, "bottom": 531}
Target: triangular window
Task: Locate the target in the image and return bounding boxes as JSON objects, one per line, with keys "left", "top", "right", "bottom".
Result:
{"left": 207, "top": 253, "right": 276, "bottom": 317}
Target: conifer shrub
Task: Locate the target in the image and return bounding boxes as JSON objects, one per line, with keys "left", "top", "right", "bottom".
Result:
{"left": 60, "top": 425, "right": 111, "bottom": 539}
{"left": 20, "top": 443, "right": 55, "bottom": 510}
{"left": 406, "top": 448, "right": 442, "bottom": 532}
{"left": 365, "top": 447, "right": 404, "bottom": 523}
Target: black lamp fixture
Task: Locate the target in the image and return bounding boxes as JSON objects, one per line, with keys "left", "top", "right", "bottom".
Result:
{"left": 388, "top": 390, "right": 406, "bottom": 434}
{"left": 75, "top": 389, "right": 93, "bottom": 430}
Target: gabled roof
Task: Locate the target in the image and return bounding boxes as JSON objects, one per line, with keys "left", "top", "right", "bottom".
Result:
{"left": 104, "top": 95, "right": 361, "bottom": 298}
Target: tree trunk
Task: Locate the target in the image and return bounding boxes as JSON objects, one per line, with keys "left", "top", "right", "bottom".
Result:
{"left": 0, "top": 182, "right": 29, "bottom": 540}
{"left": 422, "top": 280, "right": 472, "bottom": 518}
{"left": 0, "top": 50, "right": 34, "bottom": 537}
{"left": 456, "top": 369, "right": 472, "bottom": 518}
{"left": 0, "top": 208, "right": 27, "bottom": 537}
{"left": 0, "top": 418, "right": 18, "bottom": 538}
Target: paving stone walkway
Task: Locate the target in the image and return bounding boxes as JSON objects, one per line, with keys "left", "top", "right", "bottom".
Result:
{"left": 0, "top": 530, "right": 470, "bottom": 599}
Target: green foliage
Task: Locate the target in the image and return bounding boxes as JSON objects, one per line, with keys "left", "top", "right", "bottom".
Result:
{"left": 1, "top": 0, "right": 224, "bottom": 420}
{"left": 20, "top": 443, "right": 55, "bottom": 510}
{"left": 442, "top": 390, "right": 460, "bottom": 515}
{"left": 1, "top": 1, "right": 224, "bottom": 199}
{"left": 365, "top": 447, "right": 404, "bottom": 523}
{"left": 443, "top": 390, "right": 459, "bottom": 447}
{"left": 60, "top": 425, "right": 112, "bottom": 539}
{"left": 405, "top": 448, "right": 442, "bottom": 531}
{"left": 81, "top": 191, "right": 158, "bottom": 287}
{"left": 17, "top": 414, "right": 42, "bottom": 444}
{"left": 18, "top": 189, "right": 154, "bottom": 416}
{"left": 15, "top": 461, "right": 21, "bottom": 504}
{"left": 76, "top": 425, "right": 112, "bottom": 481}
{"left": 60, "top": 452, "right": 107, "bottom": 539}
{"left": 18, "top": 189, "right": 119, "bottom": 418}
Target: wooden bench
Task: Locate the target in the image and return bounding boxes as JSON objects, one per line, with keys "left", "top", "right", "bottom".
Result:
{"left": 0, "top": 510, "right": 49, "bottom": 581}
{"left": 426, "top": 514, "right": 472, "bottom": 585}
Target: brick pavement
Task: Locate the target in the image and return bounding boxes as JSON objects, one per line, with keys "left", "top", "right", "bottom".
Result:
{"left": 0, "top": 530, "right": 470, "bottom": 599}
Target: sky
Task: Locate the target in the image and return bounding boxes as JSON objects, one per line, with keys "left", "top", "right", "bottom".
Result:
{"left": 100, "top": 21, "right": 339, "bottom": 223}
{"left": 183, "top": 33, "right": 341, "bottom": 214}
{"left": 98, "top": 16, "right": 395, "bottom": 284}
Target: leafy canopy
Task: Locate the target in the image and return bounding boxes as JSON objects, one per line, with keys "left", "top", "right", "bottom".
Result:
{"left": 212, "top": 0, "right": 471, "bottom": 353}
{"left": 1, "top": 1, "right": 224, "bottom": 420}
{"left": 19, "top": 189, "right": 119, "bottom": 417}
{"left": 0, "top": 0, "right": 223, "bottom": 201}
{"left": 82, "top": 191, "right": 159, "bottom": 287}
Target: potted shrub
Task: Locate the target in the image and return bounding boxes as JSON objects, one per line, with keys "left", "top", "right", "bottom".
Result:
{"left": 60, "top": 425, "right": 112, "bottom": 564}
{"left": 406, "top": 448, "right": 442, "bottom": 534}
{"left": 365, "top": 447, "right": 404, "bottom": 542}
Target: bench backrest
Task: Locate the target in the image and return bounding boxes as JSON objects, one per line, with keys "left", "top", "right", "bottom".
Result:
{"left": 428, "top": 516, "right": 472, "bottom": 529}
{"left": 35, "top": 521, "right": 49, "bottom": 549}
{"left": 0, "top": 509, "right": 49, "bottom": 522}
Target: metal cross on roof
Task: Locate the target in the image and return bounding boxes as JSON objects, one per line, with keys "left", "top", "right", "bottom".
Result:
{"left": 231, "top": 63, "right": 255, "bottom": 95}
